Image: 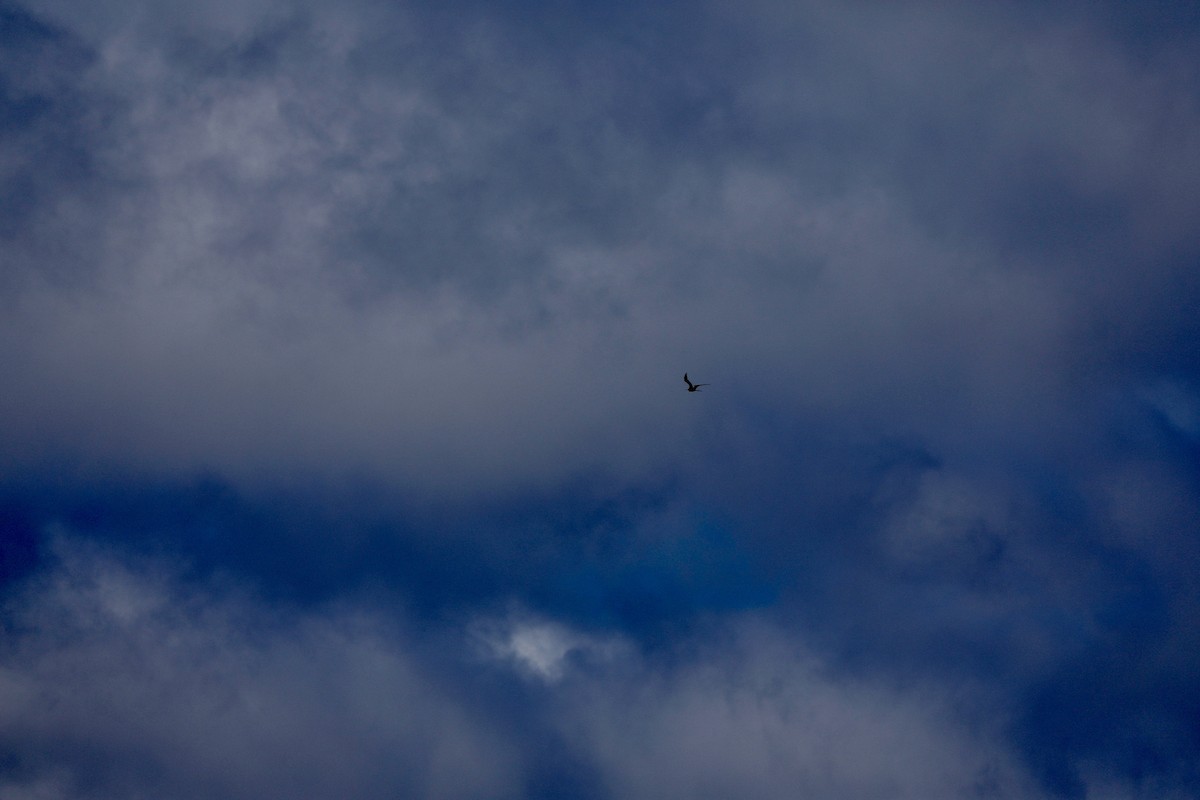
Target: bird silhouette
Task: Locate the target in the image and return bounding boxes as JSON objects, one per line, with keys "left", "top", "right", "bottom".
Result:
{"left": 684, "top": 373, "right": 709, "bottom": 392}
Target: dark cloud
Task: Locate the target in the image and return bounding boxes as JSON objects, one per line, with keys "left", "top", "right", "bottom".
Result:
{"left": 2, "top": 0, "right": 1199, "bottom": 796}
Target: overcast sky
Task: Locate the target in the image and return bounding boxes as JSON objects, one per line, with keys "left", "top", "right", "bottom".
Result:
{"left": 2, "top": 1, "right": 1199, "bottom": 798}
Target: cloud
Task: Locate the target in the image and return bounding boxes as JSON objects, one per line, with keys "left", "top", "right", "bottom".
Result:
{"left": 556, "top": 624, "right": 1045, "bottom": 800}
{"left": 472, "top": 607, "right": 632, "bottom": 682}
{"left": 0, "top": 536, "right": 523, "bottom": 800}
{"left": 2, "top": 0, "right": 1198, "bottom": 504}
{"left": 0, "top": 538, "right": 1062, "bottom": 800}
{"left": 2, "top": 1, "right": 1199, "bottom": 796}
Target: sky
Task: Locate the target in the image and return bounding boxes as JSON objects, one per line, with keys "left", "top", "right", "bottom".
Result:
{"left": 1, "top": 1, "right": 1199, "bottom": 797}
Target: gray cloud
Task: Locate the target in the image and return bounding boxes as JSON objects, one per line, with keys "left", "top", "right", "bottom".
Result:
{"left": 3, "top": 2, "right": 1200, "bottom": 794}
{"left": 0, "top": 538, "right": 1074, "bottom": 800}
{"left": 3, "top": 1, "right": 1198, "bottom": 503}
{"left": 548, "top": 620, "right": 1046, "bottom": 800}
{"left": 0, "top": 536, "right": 523, "bottom": 800}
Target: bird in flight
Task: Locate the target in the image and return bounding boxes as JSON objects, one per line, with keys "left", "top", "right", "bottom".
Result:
{"left": 684, "top": 373, "right": 709, "bottom": 392}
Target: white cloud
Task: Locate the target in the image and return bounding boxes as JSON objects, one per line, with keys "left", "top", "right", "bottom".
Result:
{"left": 472, "top": 608, "right": 631, "bottom": 682}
